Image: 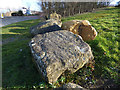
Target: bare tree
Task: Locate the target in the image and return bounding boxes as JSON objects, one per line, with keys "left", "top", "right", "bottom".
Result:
{"left": 38, "top": 0, "right": 111, "bottom": 17}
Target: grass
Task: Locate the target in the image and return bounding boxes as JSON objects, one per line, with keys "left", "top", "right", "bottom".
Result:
{"left": 61, "top": 7, "right": 120, "bottom": 88}
{"left": 2, "top": 19, "right": 41, "bottom": 39}
{"left": 2, "top": 7, "right": 120, "bottom": 88}
{"left": 2, "top": 19, "right": 46, "bottom": 88}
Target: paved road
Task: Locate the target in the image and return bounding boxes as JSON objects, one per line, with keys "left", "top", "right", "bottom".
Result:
{"left": 0, "top": 16, "right": 40, "bottom": 27}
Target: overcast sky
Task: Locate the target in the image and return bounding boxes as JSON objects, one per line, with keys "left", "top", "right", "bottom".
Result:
{"left": 0, "top": 0, "right": 119, "bottom": 13}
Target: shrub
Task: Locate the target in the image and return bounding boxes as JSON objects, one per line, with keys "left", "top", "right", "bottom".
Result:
{"left": 11, "top": 12, "right": 18, "bottom": 16}
{"left": 11, "top": 10, "right": 23, "bottom": 16}
{"left": 18, "top": 10, "right": 24, "bottom": 16}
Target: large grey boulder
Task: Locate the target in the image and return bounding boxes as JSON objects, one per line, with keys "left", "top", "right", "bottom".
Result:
{"left": 29, "top": 30, "right": 94, "bottom": 84}
{"left": 30, "top": 19, "right": 62, "bottom": 36}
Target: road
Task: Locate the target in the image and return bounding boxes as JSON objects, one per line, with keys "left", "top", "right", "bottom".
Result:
{"left": 0, "top": 16, "right": 40, "bottom": 27}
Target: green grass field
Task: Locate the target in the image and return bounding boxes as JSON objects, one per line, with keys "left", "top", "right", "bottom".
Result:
{"left": 2, "top": 7, "right": 120, "bottom": 88}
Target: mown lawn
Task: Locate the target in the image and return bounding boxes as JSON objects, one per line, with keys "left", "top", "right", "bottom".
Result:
{"left": 2, "top": 7, "right": 120, "bottom": 88}
{"left": 2, "top": 19, "right": 46, "bottom": 88}
{"left": 2, "top": 19, "right": 41, "bottom": 39}
{"left": 61, "top": 7, "right": 120, "bottom": 88}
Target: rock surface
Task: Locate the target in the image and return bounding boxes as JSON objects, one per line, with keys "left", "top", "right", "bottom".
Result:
{"left": 62, "top": 83, "right": 87, "bottom": 90}
{"left": 29, "top": 30, "right": 94, "bottom": 84}
{"left": 50, "top": 12, "right": 61, "bottom": 21}
{"left": 30, "top": 19, "right": 62, "bottom": 36}
{"left": 61, "top": 20, "right": 97, "bottom": 41}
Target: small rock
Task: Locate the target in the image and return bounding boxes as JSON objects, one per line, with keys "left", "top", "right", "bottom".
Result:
{"left": 50, "top": 12, "right": 61, "bottom": 21}
{"left": 62, "top": 83, "right": 87, "bottom": 90}
{"left": 20, "top": 49, "right": 22, "bottom": 52}
{"left": 30, "top": 19, "right": 62, "bottom": 36}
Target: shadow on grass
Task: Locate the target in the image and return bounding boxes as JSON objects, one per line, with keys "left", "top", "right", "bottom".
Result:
{"left": 9, "top": 29, "right": 27, "bottom": 34}
{"left": 2, "top": 34, "right": 19, "bottom": 39}
{"left": 104, "top": 7, "right": 119, "bottom": 10}
{"left": 2, "top": 19, "right": 41, "bottom": 40}
{"left": 2, "top": 25, "right": 25, "bottom": 28}
{"left": 63, "top": 40, "right": 119, "bottom": 88}
{"left": 87, "top": 40, "right": 118, "bottom": 78}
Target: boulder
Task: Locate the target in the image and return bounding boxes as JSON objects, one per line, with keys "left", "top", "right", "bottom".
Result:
{"left": 61, "top": 20, "right": 97, "bottom": 41}
{"left": 50, "top": 12, "right": 61, "bottom": 21}
{"left": 62, "top": 83, "right": 87, "bottom": 90}
{"left": 30, "top": 19, "right": 62, "bottom": 36}
{"left": 29, "top": 30, "right": 94, "bottom": 84}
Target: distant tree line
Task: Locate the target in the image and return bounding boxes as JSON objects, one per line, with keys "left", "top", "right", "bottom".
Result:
{"left": 38, "top": 0, "right": 111, "bottom": 17}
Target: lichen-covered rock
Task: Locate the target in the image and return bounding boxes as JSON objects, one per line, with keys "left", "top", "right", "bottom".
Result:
{"left": 61, "top": 20, "right": 97, "bottom": 41}
{"left": 62, "top": 83, "right": 87, "bottom": 90}
{"left": 30, "top": 19, "right": 62, "bottom": 36}
{"left": 29, "top": 30, "right": 94, "bottom": 84}
{"left": 50, "top": 12, "right": 61, "bottom": 21}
